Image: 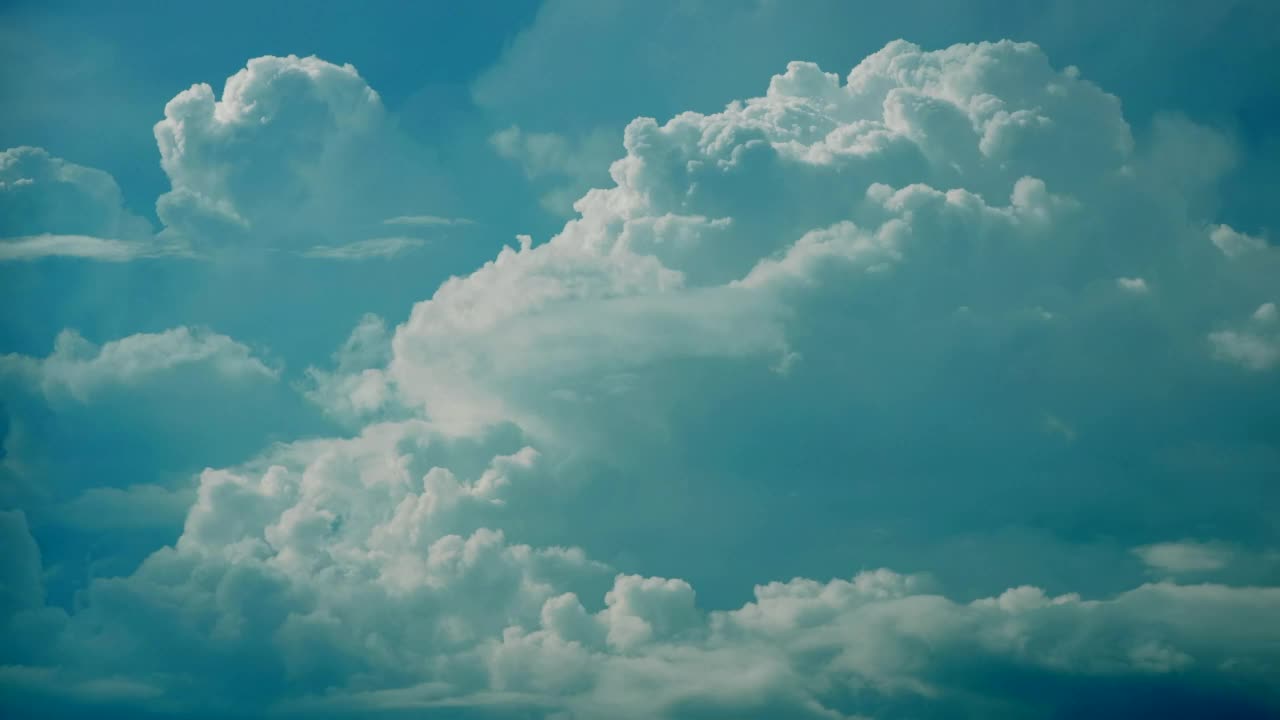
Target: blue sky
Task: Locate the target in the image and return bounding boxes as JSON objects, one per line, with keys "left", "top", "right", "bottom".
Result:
{"left": 2, "top": 2, "right": 1279, "bottom": 718}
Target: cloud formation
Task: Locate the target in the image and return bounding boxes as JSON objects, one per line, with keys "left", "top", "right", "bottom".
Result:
{"left": 1133, "top": 540, "right": 1234, "bottom": 574}
{"left": 1, "top": 326, "right": 275, "bottom": 402}
{"left": 5, "top": 39, "right": 1280, "bottom": 720}
{"left": 154, "top": 55, "right": 450, "bottom": 250}
{"left": 301, "top": 236, "right": 428, "bottom": 260}
{"left": 0, "top": 147, "right": 156, "bottom": 261}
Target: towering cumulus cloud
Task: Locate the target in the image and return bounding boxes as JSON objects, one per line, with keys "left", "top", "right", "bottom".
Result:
{"left": 154, "top": 55, "right": 447, "bottom": 251}
{"left": 4, "top": 41, "right": 1278, "bottom": 719}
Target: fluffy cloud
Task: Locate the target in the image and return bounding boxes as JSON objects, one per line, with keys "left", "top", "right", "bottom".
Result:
{"left": 1133, "top": 540, "right": 1234, "bottom": 574}
{"left": 336, "top": 40, "right": 1279, "bottom": 459}
{"left": 11, "top": 423, "right": 1280, "bottom": 719}
{"left": 154, "top": 55, "right": 451, "bottom": 250}
{"left": 1210, "top": 301, "right": 1280, "bottom": 370}
{"left": 0, "top": 147, "right": 157, "bottom": 261}
{"left": 1, "top": 326, "right": 275, "bottom": 402}
{"left": 6, "top": 39, "right": 1280, "bottom": 720}
{"left": 1210, "top": 223, "right": 1268, "bottom": 258}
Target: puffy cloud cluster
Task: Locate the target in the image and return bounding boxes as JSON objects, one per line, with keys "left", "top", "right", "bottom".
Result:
{"left": 333, "top": 40, "right": 1276, "bottom": 447}
{"left": 5, "top": 39, "right": 1280, "bottom": 719}
{"left": 8, "top": 423, "right": 1279, "bottom": 719}
{"left": 3, "top": 55, "right": 458, "bottom": 261}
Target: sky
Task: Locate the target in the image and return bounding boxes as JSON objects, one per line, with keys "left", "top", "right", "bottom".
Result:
{"left": 1, "top": 1, "right": 1279, "bottom": 718}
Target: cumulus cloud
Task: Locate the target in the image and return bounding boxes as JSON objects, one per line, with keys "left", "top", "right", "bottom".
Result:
{"left": 1209, "top": 301, "right": 1280, "bottom": 370}
{"left": 1, "top": 326, "right": 276, "bottom": 402}
{"left": 154, "top": 55, "right": 451, "bottom": 250}
{"left": 0, "top": 325, "right": 306, "bottom": 551}
{"left": 1210, "top": 223, "right": 1268, "bottom": 258}
{"left": 325, "top": 39, "right": 1279, "bottom": 454}
{"left": 0, "top": 147, "right": 160, "bottom": 261}
{"left": 8, "top": 39, "right": 1280, "bottom": 720}
{"left": 11, "top": 422, "right": 1280, "bottom": 719}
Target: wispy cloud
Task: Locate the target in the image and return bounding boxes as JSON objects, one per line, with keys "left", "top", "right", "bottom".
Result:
{"left": 302, "top": 236, "right": 427, "bottom": 260}
{"left": 382, "top": 215, "right": 474, "bottom": 227}
{"left": 0, "top": 234, "right": 184, "bottom": 262}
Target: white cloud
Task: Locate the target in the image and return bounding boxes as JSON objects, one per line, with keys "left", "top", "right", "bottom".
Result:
{"left": 1133, "top": 540, "right": 1233, "bottom": 574}
{"left": 301, "top": 236, "right": 426, "bottom": 260}
{"left": 1210, "top": 223, "right": 1267, "bottom": 258}
{"left": 1209, "top": 302, "right": 1280, "bottom": 370}
{"left": 328, "top": 38, "right": 1278, "bottom": 449}
{"left": 0, "top": 234, "right": 157, "bottom": 262}
{"left": 10, "top": 38, "right": 1280, "bottom": 719}
{"left": 1, "top": 326, "right": 276, "bottom": 401}
{"left": 1116, "top": 276, "right": 1149, "bottom": 294}
{"left": 383, "top": 215, "right": 474, "bottom": 227}
{"left": 15, "top": 420, "right": 1278, "bottom": 718}
{"left": 1209, "top": 329, "right": 1280, "bottom": 370}
{"left": 154, "top": 55, "right": 450, "bottom": 249}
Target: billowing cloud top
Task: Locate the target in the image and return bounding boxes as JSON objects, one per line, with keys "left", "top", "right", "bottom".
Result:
{"left": 153, "top": 54, "right": 448, "bottom": 251}
{"left": 2, "top": 39, "right": 1279, "bottom": 720}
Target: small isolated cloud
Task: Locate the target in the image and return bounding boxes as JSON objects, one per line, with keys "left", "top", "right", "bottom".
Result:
{"left": 383, "top": 215, "right": 474, "bottom": 227}
{"left": 1210, "top": 224, "right": 1267, "bottom": 258}
{"left": 1209, "top": 302, "right": 1280, "bottom": 371}
{"left": 1134, "top": 540, "right": 1234, "bottom": 574}
{"left": 1116, "top": 276, "right": 1149, "bottom": 294}
{"left": 1209, "top": 330, "right": 1280, "bottom": 370}
{"left": 302, "top": 236, "right": 426, "bottom": 260}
